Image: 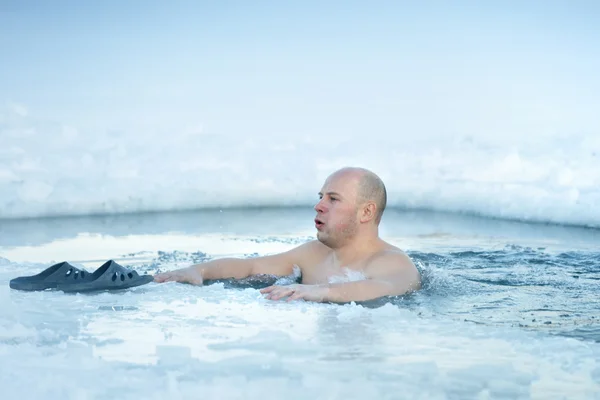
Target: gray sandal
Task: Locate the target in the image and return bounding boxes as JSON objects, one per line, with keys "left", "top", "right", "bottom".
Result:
{"left": 57, "top": 260, "right": 153, "bottom": 293}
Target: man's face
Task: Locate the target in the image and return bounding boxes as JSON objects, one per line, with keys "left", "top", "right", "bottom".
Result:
{"left": 313, "top": 174, "right": 360, "bottom": 248}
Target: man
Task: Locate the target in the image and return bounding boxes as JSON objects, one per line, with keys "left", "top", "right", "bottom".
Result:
{"left": 154, "top": 167, "right": 421, "bottom": 303}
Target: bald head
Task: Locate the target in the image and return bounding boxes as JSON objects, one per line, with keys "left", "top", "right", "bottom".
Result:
{"left": 328, "top": 167, "right": 387, "bottom": 224}
{"left": 357, "top": 170, "right": 387, "bottom": 223}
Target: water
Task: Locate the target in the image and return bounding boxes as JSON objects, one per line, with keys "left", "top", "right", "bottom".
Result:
{"left": 1, "top": 208, "right": 599, "bottom": 399}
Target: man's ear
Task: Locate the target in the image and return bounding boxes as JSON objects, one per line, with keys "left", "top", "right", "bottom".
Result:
{"left": 360, "top": 202, "right": 377, "bottom": 223}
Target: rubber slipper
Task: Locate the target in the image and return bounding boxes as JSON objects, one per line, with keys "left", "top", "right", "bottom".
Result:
{"left": 57, "top": 260, "right": 153, "bottom": 293}
{"left": 9, "top": 261, "right": 92, "bottom": 291}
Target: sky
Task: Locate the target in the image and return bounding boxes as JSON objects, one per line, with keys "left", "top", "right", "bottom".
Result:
{"left": 1, "top": 0, "right": 599, "bottom": 142}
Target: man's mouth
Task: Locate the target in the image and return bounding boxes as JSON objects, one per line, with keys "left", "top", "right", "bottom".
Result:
{"left": 315, "top": 218, "right": 324, "bottom": 228}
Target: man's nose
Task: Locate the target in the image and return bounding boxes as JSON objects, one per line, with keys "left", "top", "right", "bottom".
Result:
{"left": 314, "top": 199, "right": 325, "bottom": 213}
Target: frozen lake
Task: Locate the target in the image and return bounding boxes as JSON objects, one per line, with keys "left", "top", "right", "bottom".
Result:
{"left": 1, "top": 208, "right": 599, "bottom": 399}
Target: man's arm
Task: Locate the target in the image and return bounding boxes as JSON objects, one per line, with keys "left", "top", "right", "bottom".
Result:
{"left": 153, "top": 241, "right": 316, "bottom": 285}
{"left": 323, "top": 251, "right": 421, "bottom": 302}
{"left": 261, "top": 251, "right": 421, "bottom": 303}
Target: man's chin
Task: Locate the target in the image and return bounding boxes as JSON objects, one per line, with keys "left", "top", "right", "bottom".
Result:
{"left": 316, "top": 233, "right": 333, "bottom": 247}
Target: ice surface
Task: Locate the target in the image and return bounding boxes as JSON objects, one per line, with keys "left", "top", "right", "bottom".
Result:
{"left": 1, "top": 104, "right": 599, "bottom": 227}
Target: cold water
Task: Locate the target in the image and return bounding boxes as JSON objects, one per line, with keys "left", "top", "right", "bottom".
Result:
{"left": 1, "top": 209, "right": 599, "bottom": 399}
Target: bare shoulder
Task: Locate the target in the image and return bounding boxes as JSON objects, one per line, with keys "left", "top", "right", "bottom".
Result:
{"left": 364, "top": 246, "right": 422, "bottom": 288}
{"left": 292, "top": 239, "right": 331, "bottom": 261}
{"left": 249, "top": 239, "right": 328, "bottom": 276}
{"left": 271, "top": 239, "right": 330, "bottom": 266}
{"left": 366, "top": 248, "right": 417, "bottom": 271}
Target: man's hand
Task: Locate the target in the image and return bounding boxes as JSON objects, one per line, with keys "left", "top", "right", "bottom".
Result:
{"left": 260, "top": 284, "right": 328, "bottom": 302}
{"left": 153, "top": 267, "right": 204, "bottom": 285}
